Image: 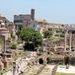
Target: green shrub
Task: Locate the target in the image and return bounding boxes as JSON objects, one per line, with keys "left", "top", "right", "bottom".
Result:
{"left": 11, "top": 44, "right": 16, "bottom": 49}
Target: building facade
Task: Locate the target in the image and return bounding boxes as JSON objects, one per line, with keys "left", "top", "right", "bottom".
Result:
{"left": 14, "top": 9, "right": 35, "bottom": 30}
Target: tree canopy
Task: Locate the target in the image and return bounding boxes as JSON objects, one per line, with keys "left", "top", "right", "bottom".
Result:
{"left": 17, "top": 28, "right": 43, "bottom": 51}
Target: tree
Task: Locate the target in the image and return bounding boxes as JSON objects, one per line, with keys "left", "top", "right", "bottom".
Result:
{"left": 17, "top": 28, "right": 43, "bottom": 51}
{"left": 16, "top": 25, "right": 23, "bottom": 38}
{"left": 18, "top": 25, "right": 23, "bottom": 30}
{"left": 16, "top": 29, "right": 21, "bottom": 38}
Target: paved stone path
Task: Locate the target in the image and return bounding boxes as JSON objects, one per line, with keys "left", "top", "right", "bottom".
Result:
{"left": 38, "top": 65, "right": 55, "bottom": 75}
{"left": 56, "top": 65, "right": 75, "bottom": 74}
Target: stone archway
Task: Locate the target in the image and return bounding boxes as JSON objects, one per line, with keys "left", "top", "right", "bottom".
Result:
{"left": 46, "top": 57, "right": 50, "bottom": 64}
{"left": 39, "top": 58, "right": 44, "bottom": 64}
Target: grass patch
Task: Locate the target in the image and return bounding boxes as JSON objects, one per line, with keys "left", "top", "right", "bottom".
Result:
{"left": 56, "top": 72, "right": 75, "bottom": 75}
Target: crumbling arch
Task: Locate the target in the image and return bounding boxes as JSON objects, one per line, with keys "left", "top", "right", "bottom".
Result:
{"left": 46, "top": 57, "right": 50, "bottom": 64}
{"left": 39, "top": 58, "right": 44, "bottom": 64}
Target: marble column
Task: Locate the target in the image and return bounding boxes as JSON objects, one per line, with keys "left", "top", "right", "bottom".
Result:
{"left": 69, "top": 32, "right": 72, "bottom": 51}
{"left": 65, "top": 31, "right": 67, "bottom": 51}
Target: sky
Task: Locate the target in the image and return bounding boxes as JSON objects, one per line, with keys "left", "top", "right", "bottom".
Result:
{"left": 0, "top": 0, "right": 75, "bottom": 24}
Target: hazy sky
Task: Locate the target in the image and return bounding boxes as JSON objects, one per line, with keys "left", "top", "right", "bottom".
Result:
{"left": 0, "top": 0, "right": 75, "bottom": 24}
